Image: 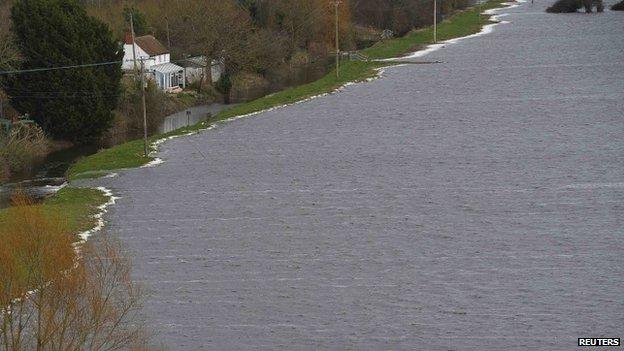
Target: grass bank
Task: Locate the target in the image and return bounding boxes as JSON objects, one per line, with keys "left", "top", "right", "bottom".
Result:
{"left": 362, "top": 0, "right": 506, "bottom": 59}
{"left": 68, "top": 0, "right": 507, "bottom": 180}
{"left": 0, "top": 187, "right": 108, "bottom": 276}
{"left": 0, "top": 187, "right": 108, "bottom": 235}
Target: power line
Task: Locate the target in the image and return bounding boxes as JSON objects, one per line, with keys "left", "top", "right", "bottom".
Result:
{"left": 0, "top": 57, "right": 198, "bottom": 77}
{"left": 0, "top": 60, "right": 122, "bottom": 76}
{"left": 9, "top": 94, "right": 122, "bottom": 99}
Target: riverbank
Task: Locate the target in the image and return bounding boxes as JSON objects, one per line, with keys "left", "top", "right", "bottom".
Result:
{"left": 0, "top": 187, "right": 109, "bottom": 239}
{"left": 67, "top": 0, "right": 508, "bottom": 181}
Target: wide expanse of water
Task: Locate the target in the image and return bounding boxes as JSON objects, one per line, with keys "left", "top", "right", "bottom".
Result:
{"left": 89, "top": 1, "right": 623, "bottom": 349}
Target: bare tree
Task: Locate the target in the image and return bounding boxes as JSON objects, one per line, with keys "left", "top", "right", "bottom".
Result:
{"left": 1, "top": 196, "right": 154, "bottom": 351}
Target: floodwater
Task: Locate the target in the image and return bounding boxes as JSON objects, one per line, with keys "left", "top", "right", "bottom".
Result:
{"left": 0, "top": 103, "right": 237, "bottom": 208}
{"left": 159, "top": 103, "right": 237, "bottom": 134}
{"left": 89, "top": 1, "right": 623, "bottom": 350}
{"left": 0, "top": 144, "right": 98, "bottom": 208}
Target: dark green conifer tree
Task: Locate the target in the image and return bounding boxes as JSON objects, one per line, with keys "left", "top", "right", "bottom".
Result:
{"left": 5, "top": 0, "right": 122, "bottom": 142}
{"left": 123, "top": 6, "right": 149, "bottom": 36}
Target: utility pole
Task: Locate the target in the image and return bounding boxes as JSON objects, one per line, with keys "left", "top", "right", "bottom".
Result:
{"left": 332, "top": 0, "right": 341, "bottom": 78}
{"left": 139, "top": 59, "right": 148, "bottom": 158}
{"left": 433, "top": 0, "right": 437, "bottom": 43}
{"left": 130, "top": 12, "right": 138, "bottom": 75}
{"left": 165, "top": 16, "right": 171, "bottom": 50}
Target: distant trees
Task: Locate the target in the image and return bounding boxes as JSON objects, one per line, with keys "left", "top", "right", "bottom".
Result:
{"left": 0, "top": 2, "right": 19, "bottom": 81}
{"left": 0, "top": 30, "right": 19, "bottom": 74}
{"left": 4, "top": 0, "right": 123, "bottom": 143}
{"left": 350, "top": 0, "right": 471, "bottom": 36}
{"left": 612, "top": 0, "right": 624, "bottom": 10}
{"left": 156, "top": 0, "right": 285, "bottom": 101}
{"left": 546, "top": 0, "right": 582, "bottom": 12}
{"left": 545, "top": 0, "right": 604, "bottom": 12}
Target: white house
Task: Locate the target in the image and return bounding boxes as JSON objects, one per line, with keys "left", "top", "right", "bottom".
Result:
{"left": 122, "top": 33, "right": 185, "bottom": 91}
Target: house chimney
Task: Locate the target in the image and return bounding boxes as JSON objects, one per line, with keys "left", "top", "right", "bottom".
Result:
{"left": 124, "top": 31, "right": 133, "bottom": 45}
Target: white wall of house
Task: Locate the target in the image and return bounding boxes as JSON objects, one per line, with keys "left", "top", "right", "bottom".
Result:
{"left": 122, "top": 44, "right": 150, "bottom": 70}
{"left": 122, "top": 46, "right": 170, "bottom": 71}
{"left": 153, "top": 53, "right": 170, "bottom": 65}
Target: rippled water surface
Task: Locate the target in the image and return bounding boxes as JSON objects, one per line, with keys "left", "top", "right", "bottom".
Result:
{"left": 88, "top": 1, "right": 623, "bottom": 350}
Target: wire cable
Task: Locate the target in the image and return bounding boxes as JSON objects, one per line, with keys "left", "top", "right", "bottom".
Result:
{"left": 0, "top": 60, "right": 123, "bottom": 75}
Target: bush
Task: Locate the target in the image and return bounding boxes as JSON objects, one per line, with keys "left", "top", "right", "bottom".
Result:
{"left": 0, "top": 123, "right": 48, "bottom": 182}
{"left": 547, "top": 0, "right": 582, "bottom": 12}
{"left": 116, "top": 79, "right": 172, "bottom": 137}
{"left": 612, "top": 0, "right": 624, "bottom": 10}
{"left": 230, "top": 72, "right": 270, "bottom": 103}
{"left": 0, "top": 159, "right": 9, "bottom": 182}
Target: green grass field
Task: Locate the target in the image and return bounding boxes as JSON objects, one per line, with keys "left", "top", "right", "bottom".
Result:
{"left": 68, "top": 0, "right": 507, "bottom": 180}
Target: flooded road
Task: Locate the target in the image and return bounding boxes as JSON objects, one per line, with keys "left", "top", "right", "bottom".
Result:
{"left": 91, "top": 1, "right": 623, "bottom": 350}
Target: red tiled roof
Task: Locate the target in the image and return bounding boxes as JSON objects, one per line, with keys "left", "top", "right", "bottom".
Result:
{"left": 134, "top": 35, "right": 168, "bottom": 56}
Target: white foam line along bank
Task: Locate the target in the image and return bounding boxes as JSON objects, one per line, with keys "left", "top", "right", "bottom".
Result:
{"left": 76, "top": 186, "right": 120, "bottom": 242}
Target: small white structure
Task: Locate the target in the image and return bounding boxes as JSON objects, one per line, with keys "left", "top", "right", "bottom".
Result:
{"left": 122, "top": 33, "right": 185, "bottom": 91}
{"left": 179, "top": 56, "right": 224, "bottom": 85}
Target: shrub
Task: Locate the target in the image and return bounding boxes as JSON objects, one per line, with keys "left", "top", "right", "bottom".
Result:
{"left": 229, "top": 72, "right": 270, "bottom": 103}
{"left": 0, "top": 159, "right": 9, "bottom": 182}
{"left": 612, "top": 0, "right": 624, "bottom": 10}
{"left": 546, "top": 0, "right": 582, "bottom": 12}
{"left": 0, "top": 123, "right": 48, "bottom": 182}
{"left": 0, "top": 194, "right": 74, "bottom": 302}
{"left": 116, "top": 79, "right": 173, "bottom": 137}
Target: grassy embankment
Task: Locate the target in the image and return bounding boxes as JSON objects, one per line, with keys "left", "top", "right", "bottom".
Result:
{"left": 67, "top": 0, "right": 507, "bottom": 181}
{"left": 0, "top": 188, "right": 109, "bottom": 312}
{"left": 0, "top": 187, "right": 108, "bottom": 235}
{"left": 0, "top": 188, "right": 108, "bottom": 281}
